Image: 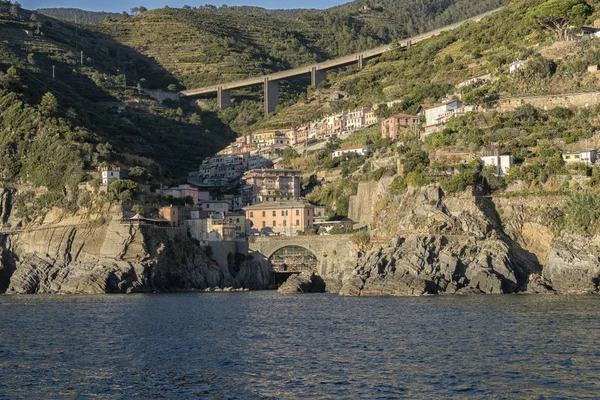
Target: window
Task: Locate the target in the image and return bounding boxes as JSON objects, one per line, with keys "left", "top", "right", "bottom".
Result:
{"left": 281, "top": 210, "right": 285, "bottom": 217}
{"left": 296, "top": 210, "right": 300, "bottom": 216}
{"left": 296, "top": 220, "right": 299, "bottom": 226}
{"left": 273, "top": 211, "right": 276, "bottom": 217}
{"left": 262, "top": 221, "right": 266, "bottom": 228}
{"left": 283, "top": 220, "right": 287, "bottom": 226}
{"left": 273, "top": 221, "right": 276, "bottom": 227}
{"left": 250, "top": 212, "right": 254, "bottom": 218}
{"left": 262, "top": 211, "right": 266, "bottom": 217}
{"left": 236, "top": 218, "right": 240, "bottom": 223}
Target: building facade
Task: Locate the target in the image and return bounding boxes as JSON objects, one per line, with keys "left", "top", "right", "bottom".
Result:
{"left": 185, "top": 216, "right": 236, "bottom": 242}
{"left": 482, "top": 154, "right": 513, "bottom": 176}
{"left": 332, "top": 146, "right": 367, "bottom": 159}
{"left": 381, "top": 113, "right": 420, "bottom": 140}
{"left": 244, "top": 167, "right": 302, "bottom": 203}
{"left": 99, "top": 166, "right": 120, "bottom": 186}
{"left": 562, "top": 150, "right": 598, "bottom": 165}
{"left": 244, "top": 201, "right": 315, "bottom": 235}
{"left": 159, "top": 206, "right": 179, "bottom": 226}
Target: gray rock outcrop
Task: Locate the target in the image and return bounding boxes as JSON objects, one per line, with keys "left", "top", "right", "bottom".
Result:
{"left": 1, "top": 219, "right": 229, "bottom": 294}
{"left": 278, "top": 272, "right": 326, "bottom": 293}
{"left": 543, "top": 234, "right": 600, "bottom": 293}
{"left": 339, "top": 235, "right": 522, "bottom": 296}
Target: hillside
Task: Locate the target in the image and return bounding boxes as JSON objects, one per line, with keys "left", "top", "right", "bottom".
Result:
{"left": 92, "top": 0, "right": 509, "bottom": 90}
{"left": 273, "top": 0, "right": 600, "bottom": 232}
{"left": 0, "top": 2, "right": 236, "bottom": 196}
{"left": 236, "top": 0, "right": 600, "bottom": 133}
{"left": 2, "top": 0, "right": 597, "bottom": 216}
{"left": 37, "top": 8, "right": 120, "bottom": 23}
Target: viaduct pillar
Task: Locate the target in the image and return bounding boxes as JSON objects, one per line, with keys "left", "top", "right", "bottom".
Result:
{"left": 311, "top": 67, "right": 327, "bottom": 87}
{"left": 264, "top": 78, "right": 279, "bottom": 116}
{"left": 217, "top": 87, "right": 231, "bottom": 111}
{"left": 406, "top": 40, "right": 412, "bottom": 49}
{"left": 358, "top": 54, "right": 364, "bottom": 69}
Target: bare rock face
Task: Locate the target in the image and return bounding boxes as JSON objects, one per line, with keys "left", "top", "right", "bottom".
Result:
{"left": 543, "top": 234, "right": 600, "bottom": 294}
{"left": 278, "top": 272, "right": 326, "bottom": 294}
{"left": 339, "top": 235, "right": 522, "bottom": 296}
{"left": 1, "top": 215, "right": 227, "bottom": 294}
{"left": 233, "top": 259, "right": 271, "bottom": 290}
{"left": 524, "top": 274, "right": 555, "bottom": 294}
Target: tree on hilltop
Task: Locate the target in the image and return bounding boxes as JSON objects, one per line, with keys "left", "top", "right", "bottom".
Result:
{"left": 528, "top": 0, "right": 592, "bottom": 41}
{"left": 40, "top": 92, "right": 58, "bottom": 116}
{"left": 139, "top": 6, "right": 148, "bottom": 12}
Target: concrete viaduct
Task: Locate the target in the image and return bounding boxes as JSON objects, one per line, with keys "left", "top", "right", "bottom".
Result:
{"left": 248, "top": 235, "right": 357, "bottom": 276}
{"left": 180, "top": 8, "right": 501, "bottom": 116}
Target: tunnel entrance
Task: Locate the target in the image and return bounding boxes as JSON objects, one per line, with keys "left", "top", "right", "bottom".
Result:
{"left": 268, "top": 246, "right": 318, "bottom": 288}
{"left": 269, "top": 246, "right": 318, "bottom": 273}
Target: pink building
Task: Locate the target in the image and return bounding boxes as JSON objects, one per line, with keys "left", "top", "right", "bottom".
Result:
{"left": 381, "top": 113, "right": 420, "bottom": 141}
{"left": 244, "top": 201, "right": 315, "bottom": 235}
{"left": 244, "top": 167, "right": 302, "bottom": 203}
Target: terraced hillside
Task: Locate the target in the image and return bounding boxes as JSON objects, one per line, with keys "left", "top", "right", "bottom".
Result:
{"left": 92, "top": 0, "right": 510, "bottom": 89}
{"left": 0, "top": 4, "right": 236, "bottom": 184}
{"left": 235, "top": 0, "right": 600, "bottom": 132}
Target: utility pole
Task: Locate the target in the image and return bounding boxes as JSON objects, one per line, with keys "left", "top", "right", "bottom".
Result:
{"left": 81, "top": 51, "right": 83, "bottom": 67}
{"left": 52, "top": 65, "right": 55, "bottom": 81}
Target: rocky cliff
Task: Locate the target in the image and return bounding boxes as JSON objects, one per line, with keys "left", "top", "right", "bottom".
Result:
{"left": 324, "top": 183, "right": 599, "bottom": 296}
{"left": 0, "top": 189, "right": 265, "bottom": 294}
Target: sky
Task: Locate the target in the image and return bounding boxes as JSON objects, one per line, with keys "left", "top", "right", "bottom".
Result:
{"left": 21, "top": 0, "right": 348, "bottom": 13}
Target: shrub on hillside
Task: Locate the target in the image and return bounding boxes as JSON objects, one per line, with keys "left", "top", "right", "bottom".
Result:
{"left": 563, "top": 192, "right": 600, "bottom": 232}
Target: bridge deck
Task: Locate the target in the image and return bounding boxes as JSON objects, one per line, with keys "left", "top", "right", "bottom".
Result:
{"left": 180, "top": 8, "right": 501, "bottom": 97}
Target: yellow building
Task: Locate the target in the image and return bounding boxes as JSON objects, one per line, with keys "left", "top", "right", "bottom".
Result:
{"left": 226, "top": 212, "right": 246, "bottom": 237}
{"left": 252, "top": 130, "right": 280, "bottom": 143}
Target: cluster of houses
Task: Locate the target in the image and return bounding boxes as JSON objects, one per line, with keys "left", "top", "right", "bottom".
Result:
{"left": 116, "top": 45, "right": 600, "bottom": 244}
{"left": 221, "top": 106, "right": 380, "bottom": 157}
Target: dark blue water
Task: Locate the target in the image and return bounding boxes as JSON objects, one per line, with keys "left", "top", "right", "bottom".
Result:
{"left": 1, "top": 292, "right": 599, "bottom": 399}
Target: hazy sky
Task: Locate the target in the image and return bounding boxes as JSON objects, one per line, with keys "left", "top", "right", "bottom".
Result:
{"left": 22, "top": 0, "right": 347, "bottom": 13}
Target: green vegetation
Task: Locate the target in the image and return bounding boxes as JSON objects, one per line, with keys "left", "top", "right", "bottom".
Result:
{"left": 0, "top": 4, "right": 236, "bottom": 190}
{"left": 563, "top": 192, "right": 600, "bottom": 232}
{"left": 349, "top": 230, "right": 371, "bottom": 251}
{"left": 528, "top": 0, "right": 592, "bottom": 41}
{"left": 37, "top": 8, "right": 120, "bottom": 23}
{"left": 307, "top": 177, "right": 358, "bottom": 217}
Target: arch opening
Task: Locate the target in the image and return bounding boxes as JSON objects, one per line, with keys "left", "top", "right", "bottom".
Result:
{"left": 268, "top": 246, "right": 318, "bottom": 274}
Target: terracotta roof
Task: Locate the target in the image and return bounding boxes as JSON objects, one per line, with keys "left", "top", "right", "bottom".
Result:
{"left": 336, "top": 146, "right": 366, "bottom": 151}
{"left": 243, "top": 201, "right": 315, "bottom": 210}
{"left": 391, "top": 113, "right": 419, "bottom": 118}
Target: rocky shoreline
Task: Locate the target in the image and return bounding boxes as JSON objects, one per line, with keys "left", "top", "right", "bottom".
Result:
{"left": 2, "top": 184, "right": 600, "bottom": 296}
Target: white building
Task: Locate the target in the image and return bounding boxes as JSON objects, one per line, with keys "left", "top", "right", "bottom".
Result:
{"left": 482, "top": 154, "right": 513, "bottom": 176}
{"left": 199, "top": 200, "right": 230, "bottom": 218}
{"left": 99, "top": 166, "right": 120, "bottom": 186}
{"left": 331, "top": 146, "right": 367, "bottom": 159}
{"left": 160, "top": 184, "right": 208, "bottom": 204}
{"left": 509, "top": 60, "right": 528, "bottom": 73}
{"left": 562, "top": 149, "right": 598, "bottom": 165}
{"left": 346, "top": 107, "right": 372, "bottom": 131}
{"left": 457, "top": 73, "right": 493, "bottom": 89}
{"left": 418, "top": 99, "right": 474, "bottom": 134}
{"left": 184, "top": 216, "right": 236, "bottom": 242}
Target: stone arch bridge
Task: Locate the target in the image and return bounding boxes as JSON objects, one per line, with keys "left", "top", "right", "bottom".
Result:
{"left": 249, "top": 235, "right": 357, "bottom": 276}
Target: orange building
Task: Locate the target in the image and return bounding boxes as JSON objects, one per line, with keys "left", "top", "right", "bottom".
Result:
{"left": 159, "top": 206, "right": 179, "bottom": 226}
{"left": 243, "top": 201, "right": 315, "bottom": 235}
{"left": 381, "top": 113, "right": 420, "bottom": 140}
